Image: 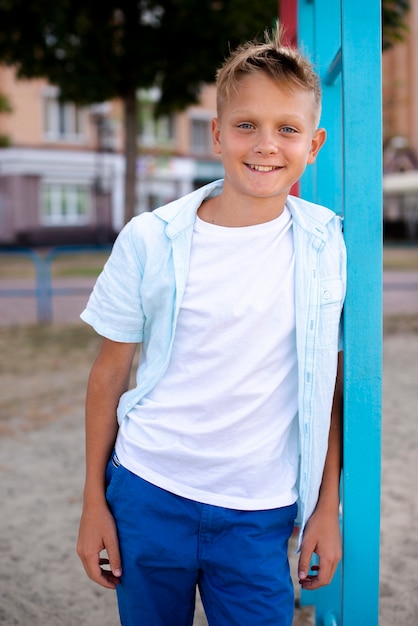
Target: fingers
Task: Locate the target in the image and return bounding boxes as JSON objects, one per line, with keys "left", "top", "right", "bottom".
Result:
{"left": 78, "top": 550, "right": 122, "bottom": 590}
{"left": 77, "top": 536, "right": 122, "bottom": 589}
{"left": 297, "top": 543, "right": 314, "bottom": 586}
{"left": 298, "top": 556, "right": 339, "bottom": 590}
{"left": 106, "top": 541, "right": 123, "bottom": 580}
{"left": 77, "top": 506, "right": 122, "bottom": 590}
{"left": 297, "top": 510, "right": 342, "bottom": 590}
{"left": 298, "top": 563, "right": 326, "bottom": 590}
{"left": 97, "top": 554, "right": 122, "bottom": 588}
{"left": 298, "top": 536, "right": 337, "bottom": 589}
{"left": 298, "top": 537, "right": 319, "bottom": 588}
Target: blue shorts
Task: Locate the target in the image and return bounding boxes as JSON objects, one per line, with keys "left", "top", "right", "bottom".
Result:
{"left": 106, "top": 453, "right": 297, "bottom": 626}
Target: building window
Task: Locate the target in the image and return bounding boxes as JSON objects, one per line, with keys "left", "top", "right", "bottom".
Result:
{"left": 43, "top": 90, "right": 86, "bottom": 142}
{"left": 190, "top": 118, "right": 211, "bottom": 155}
{"left": 138, "top": 88, "right": 175, "bottom": 148}
{"left": 41, "top": 183, "right": 90, "bottom": 225}
{"left": 139, "top": 104, "right": 174, "bottom": 148}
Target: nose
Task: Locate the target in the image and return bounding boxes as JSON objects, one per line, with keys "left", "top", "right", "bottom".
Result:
{"left": 253, "top": 131, "right": 279, "bottom": 156}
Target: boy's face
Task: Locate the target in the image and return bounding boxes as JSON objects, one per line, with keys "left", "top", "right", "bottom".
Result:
{"left": 212, "top": 73, "right": 325, "bottom": 205}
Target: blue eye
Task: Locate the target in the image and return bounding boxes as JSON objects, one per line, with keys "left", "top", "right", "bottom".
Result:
{"left": 238, "top": 123, "right": 254, "bottom": 130}
{"left": 281, "top": 126, "right": 297, "bottom": 133}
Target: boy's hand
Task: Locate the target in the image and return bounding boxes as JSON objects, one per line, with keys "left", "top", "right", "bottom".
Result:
{"left": 77, "top": 501, "right": 122, "bottom": 589}
{"left": 297, "top": 507, "right": 341, "bottom": 590}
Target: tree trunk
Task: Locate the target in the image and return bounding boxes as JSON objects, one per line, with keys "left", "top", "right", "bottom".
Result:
{"left": 123, "top": 89, "right": 138, "bottom": 224}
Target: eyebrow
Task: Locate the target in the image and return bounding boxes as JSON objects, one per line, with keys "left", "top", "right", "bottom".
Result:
{"left": 229, "top": 109, "right": 310, "bottom": 122}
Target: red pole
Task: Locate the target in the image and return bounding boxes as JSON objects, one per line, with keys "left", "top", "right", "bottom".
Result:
{"left": 279, "top": 0, "right": 297, "bottom": 47}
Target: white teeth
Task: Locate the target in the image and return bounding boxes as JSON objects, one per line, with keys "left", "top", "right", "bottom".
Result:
{"left": 250, "top": 165, "right": 277, "bottom": 172}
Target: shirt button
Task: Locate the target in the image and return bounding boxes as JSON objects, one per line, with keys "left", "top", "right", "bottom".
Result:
{"left": 323, "top": 290, "right": 330, "bottom": 300}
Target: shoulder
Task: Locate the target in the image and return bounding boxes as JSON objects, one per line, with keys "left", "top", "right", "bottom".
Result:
{"left": 287, "top": 195, "right": 344, "bottom": 243}
{"left": 120, "top": 179, "right": 225, "bottom": 245}
{"left": 116, "top": 211, "right": 168, "bottom": 256}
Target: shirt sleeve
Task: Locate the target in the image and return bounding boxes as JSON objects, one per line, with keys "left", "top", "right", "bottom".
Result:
{"left": 80, "top": 220, "right": 145, "bottom": 343}
{"left": 338, "top": 315, "right": 344, "bottom": 351}
{"left": 338, "top": 216, "right": 347, "bottom": 352}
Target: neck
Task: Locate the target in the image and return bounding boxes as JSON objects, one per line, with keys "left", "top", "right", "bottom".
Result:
{"left": 198, "top": 189, "right": 287, "bottom": 227}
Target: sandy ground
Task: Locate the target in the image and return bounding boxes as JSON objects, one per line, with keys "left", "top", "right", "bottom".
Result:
{"left": 0, "top": 315, "right": 417, "bottom": 625}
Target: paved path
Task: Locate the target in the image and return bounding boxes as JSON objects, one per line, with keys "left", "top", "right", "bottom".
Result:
{"left": 382, "top": 270, "right": 418, "bottom": 315}
{"left": 0, "top": 277, "right": 94, "bottom": 325}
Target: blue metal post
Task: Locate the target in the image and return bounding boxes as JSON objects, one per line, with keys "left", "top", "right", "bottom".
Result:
{"left": 312, "top": 0, "right": 343, "bottom": 214}
{"left": 34, "top": 251, "right": 53, "bottom": 323}
{"left": 0, "top": 248, "right": 52, "bottom": 323}
{"left": 340, "top": 0, "right": 382, "bottom": 624}
{"left": 297, "top": 0, "right": 383, "bottom": 624}
{"left": 298, "top": 0, "right": 342, "bottom": 212}
{"left": 297, "top": 0, "right": 316, "bottom": 201}
{"left": 0, "top": 245, "right": 111, "bottom": 324}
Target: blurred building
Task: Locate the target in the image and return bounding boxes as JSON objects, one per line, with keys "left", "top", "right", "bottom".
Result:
{"left": 2, "top": 2, "right": 418, "bottom": 247}
{"left": 382, "top": 0, "right": 418, "bottom": 240}
{"left": 0, "top": 67, "right": 223, "bottom": 246}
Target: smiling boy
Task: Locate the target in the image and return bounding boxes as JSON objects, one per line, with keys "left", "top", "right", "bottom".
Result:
{"left": 77, "top": 24, "right": 346, "bottom": 626}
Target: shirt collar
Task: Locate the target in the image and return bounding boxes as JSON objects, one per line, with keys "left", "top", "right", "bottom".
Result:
{"left": 153, "top": 179, "right": 337, "bottom": 242}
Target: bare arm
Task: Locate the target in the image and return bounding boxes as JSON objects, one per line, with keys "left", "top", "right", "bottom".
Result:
{"left": 298, "top": 351, "right": 343, "bottom": 590}
{"left": 77, "top": 337, "right": 138, "bottom": 589}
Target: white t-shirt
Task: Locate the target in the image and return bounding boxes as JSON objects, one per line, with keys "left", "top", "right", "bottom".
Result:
{"left": 116, "top": 206, "right": 299, "bottom": 510}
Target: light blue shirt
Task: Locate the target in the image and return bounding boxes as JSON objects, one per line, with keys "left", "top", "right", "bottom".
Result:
{"left": 81, "top": 178, "right": 346, "bottom": 538}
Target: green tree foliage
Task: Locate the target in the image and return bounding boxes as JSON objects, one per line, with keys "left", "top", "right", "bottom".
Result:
{"left": 0, "top": 0, "right": 278, "bottom": 222}
{"left": 0, "top": 91, "right": 12, "bottom": 146}
{"left": 0, "top": 92, "right": 12, "bottom": 113}
{"left": 382, "top": 0, "right": 410, "bottom": 50}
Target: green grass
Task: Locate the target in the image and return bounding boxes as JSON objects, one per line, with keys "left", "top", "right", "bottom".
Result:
{"left": 0, "top": 252, "right": 109, "bottom": 279}
{"left": 0, "top": 256, "right": 36, "bottom": 279}
{"left": 383, "top": 245, "right": 418, "bottom": 270}
{"left": 51, "top": 253, "right": 110, "bottom": 277}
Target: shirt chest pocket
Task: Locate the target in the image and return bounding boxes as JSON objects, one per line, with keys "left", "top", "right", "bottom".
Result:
{"left": 318, "top": 278, "right": 344, "bottom": 347}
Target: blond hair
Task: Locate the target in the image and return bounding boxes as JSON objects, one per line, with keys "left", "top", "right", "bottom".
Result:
{"left": 216, "top": 23, "right": 322, "bottom": 125}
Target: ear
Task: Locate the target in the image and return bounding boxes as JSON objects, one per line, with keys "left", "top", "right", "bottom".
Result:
{"left": 212, "top": 117, "right": 222, "bottom": 155}
{"left": 307, "top": 127, "right": 327, "bottom": 164}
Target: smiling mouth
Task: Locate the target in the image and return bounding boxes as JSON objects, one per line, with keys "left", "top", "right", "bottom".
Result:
{"left": 246, "top": 164, "right": 281, "bottom": 172}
